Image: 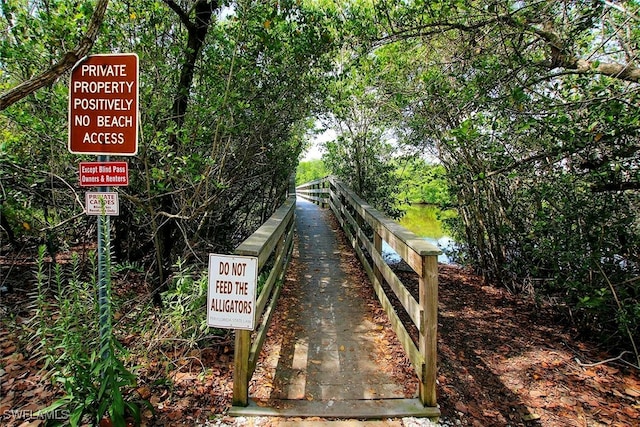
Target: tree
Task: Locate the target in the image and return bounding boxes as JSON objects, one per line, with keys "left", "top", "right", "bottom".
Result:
{"left": 1, "top": 0, "right": 338, "bottom": 282}
{"left": 0, "top": 0, "right": 110, "bottom": 110}
{"left": 296, "top": 159, "right": 328, "bottom": 186}
{"left": 321, "top": 46, "right": 403, "bottom": 216}
{"left": 362, "top": 0, "right": 640, "bottom": 358}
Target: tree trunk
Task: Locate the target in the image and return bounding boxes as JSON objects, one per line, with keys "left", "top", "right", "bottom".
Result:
{"left": 156, "top": 0, "right": 218, "bottom": 297}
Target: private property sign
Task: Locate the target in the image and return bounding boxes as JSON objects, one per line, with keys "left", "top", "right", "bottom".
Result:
{"left": 85, "top": 192, "right": 119, "bottom": 216}
{"left": 69, "top": 54, "right": 139, "bottom": 155}
{"left": 207, "top": 254, "right": 258, "bottom": 330}
{"left": 79, "top": 162, "right": 128, "bottom": 187}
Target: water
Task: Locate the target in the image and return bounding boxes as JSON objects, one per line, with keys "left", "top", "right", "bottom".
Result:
{"left": 383, "top": 204, "right": 456, "bottom": 265}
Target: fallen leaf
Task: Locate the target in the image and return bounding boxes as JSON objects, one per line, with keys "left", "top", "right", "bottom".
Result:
{"left": 622, "top": 406, "right": 639, "bottom": 418}
{"left": 455, "top": 401, "right": 468, "bottom": 413}
{"left": 530, "top": 390, "right": 547, "bottom": 398}
{"left": 167, "top": 410, "right": 183, "bottom": 420}
{"left": 2, "top": 345, "right": 16, "bottom": 355}
{"left": 137, "top": 386, "right": 151, "bottom": 399}
{"left": 482, "top": 409, "right": 499, "bottom": 417}
{"left": 523, "top": 413, "right": 541, "bottom": 421}
{"left": 624, "top": 387, "right": 640, "bottom": 398}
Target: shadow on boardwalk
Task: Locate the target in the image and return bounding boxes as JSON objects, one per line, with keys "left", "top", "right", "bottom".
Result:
{"left": 246, "top": 199, "right": 640, "bottom": 426}
{"left": 249, "top": 199, "right": 418, "bottom": 410}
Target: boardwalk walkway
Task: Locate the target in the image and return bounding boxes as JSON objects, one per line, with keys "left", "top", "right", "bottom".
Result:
{"left": 236, "top": 199, "right": 434, "bottom": 418}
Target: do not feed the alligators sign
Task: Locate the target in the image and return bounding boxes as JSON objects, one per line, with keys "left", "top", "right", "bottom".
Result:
{"left": 207, "top": 254, "right": 258, "bottom": 330}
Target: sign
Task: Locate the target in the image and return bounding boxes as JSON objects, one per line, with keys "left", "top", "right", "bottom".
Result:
{"left": 207, "top": 254, "right": 258, "bottom": 330}
{"left": 69, "top": 53, "right": 139, "bottom": 155}
{"left": 85, "top": 192, "right": 119, "bottom": 216}
{"left": 79, "top": 162, "right": 128, "bottom": 187}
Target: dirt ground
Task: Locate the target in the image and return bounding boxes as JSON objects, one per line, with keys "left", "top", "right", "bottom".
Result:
{"left": 1, "top": 233, "right": 639, "bottom": 426}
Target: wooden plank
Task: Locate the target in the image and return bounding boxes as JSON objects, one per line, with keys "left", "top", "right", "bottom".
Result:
{"left": 295, "top": 177, "right": 327, "bottom": 190}
{"left": 330, "top": 179, "right": 440, "bottom": 276}
{"left": 254, "top": 251, "right": 281, "bottom": 320}
{"left": 329, "top": 191, "right": 342, "bottom": 218}
{"left": 229, "top": 398, "right": 440, "bottom": 419}
{"left": 369, "top": 245, "right": 422, "bottom": 329}
{"left": 345, "top": 221, "right": 422, "bottom": 329}
{"left": 341, "top": 202, "right": 360, "bottom": 236}
{"left": 311, "top": 177, "right": 438, "bottom": 410}
{"left": 249, "top": 212, "right": 296, "bottom": 369}
{"left": 374, "top": 232, "right": 384, "bottom": 289}
{"left": 235, "top": 196, "right": 295, "bottom": 270}
{"left": 296, "top": 188, "right": 329, "bottom": 194}
{"left": 328, "top": 198, "right": 344, "bottom": 229}
{"left": 352, "top": 240, "right": 425, "bottom": 378}
{"left": 233, "top": 329, "right": 251, "bottom": 406}
{"left": 329, "top": 181, "right": 425, "bottom": 350}
{"left": 297, "top": 194, "right": 328, "bottom": 205}
{"left": 253, "top": 218, "right": 294, "bottom": 320}
{"left": 249, "top": 280, "right": 283, "bottom": 374}
{"left": 233, "top": 191, "right": 296, "bottom": 408}
{"left": 419, "top": 254, "right": 439, "bottom": 407}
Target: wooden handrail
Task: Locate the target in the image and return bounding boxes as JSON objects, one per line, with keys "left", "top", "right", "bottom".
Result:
{"left": 232, "top": 193, "right": 296, "bottom": 407}
{"left": 297, "top": 176, "right": 440, "bottom": 409}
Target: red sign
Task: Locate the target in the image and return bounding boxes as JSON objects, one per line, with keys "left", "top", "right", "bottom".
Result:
{"left": 79, "top": 162, "right": 129, "bottom": 187}
{"left": 68, "top": 54, "right": 139, "bottom": 155}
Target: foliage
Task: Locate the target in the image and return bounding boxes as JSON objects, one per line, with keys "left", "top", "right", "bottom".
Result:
{"left": 394, "top": 158, "right": 450, "bottom": 206}
{"left": 296, "top": 159, "right": 328, "bottom": 186}
{"left": 296, "top": 160, "right": 328, "bottom": 185}
{"left": 2, "top": 0, "right": 639, "bottom": 364}
{"left": 1, "top": 0, "right": 339, "bottom": 282}
{"left": 353, "top": 0, "right": 640, "bottom": 358}
{"left": 321, "top": 46, "right": 404, "bottom": 217}
{"left": 159, "top": 258, "right": 212, "bottom": 347}
{"left": 31, "top": 247, "right": 145, "bottom": 426}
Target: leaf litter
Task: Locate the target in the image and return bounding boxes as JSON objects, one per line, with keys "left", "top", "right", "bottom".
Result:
{"left": 1, "top": 224, "right": 639, "bottom": 426}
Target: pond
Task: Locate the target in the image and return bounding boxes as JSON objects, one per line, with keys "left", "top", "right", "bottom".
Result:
{"left": 383, "top": 204, "right": 456, "bottom": 264}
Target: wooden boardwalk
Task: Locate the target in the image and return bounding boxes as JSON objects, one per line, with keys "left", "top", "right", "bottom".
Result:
{"left": 230, "top": 199, "right": 438, "bottom": 419}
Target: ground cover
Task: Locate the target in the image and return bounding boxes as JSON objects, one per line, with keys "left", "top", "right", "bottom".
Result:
{"left": 1, "top": 234, "right": 638, "bottom": 426}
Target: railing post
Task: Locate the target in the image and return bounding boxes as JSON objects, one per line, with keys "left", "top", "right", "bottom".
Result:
{"left": 322, "top": 178, "right": 329, "bottom": 208}
{"left": 288, "top": 174, "right": 296, "bottom": 197}
{"left": 373, "top": 231, "right": 384, "bottom": 286}
{"left": 419, "top": 254, "right": 438, "bottom": 407}
{"left": 233, "top": 329, "right": 251, "bottom": 406}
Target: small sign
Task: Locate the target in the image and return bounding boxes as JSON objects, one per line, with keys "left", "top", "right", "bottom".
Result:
{"left": 79, "top": 162, "right": 128, "bottom": 187}
{"left": 85, "top": 192, "right": 119, "bottom": 216}
{"left": 69, "top": 53, "right": 139, "bottom": 155}
{"left": 207, "top": 254, "right": 258, "bottom": 330}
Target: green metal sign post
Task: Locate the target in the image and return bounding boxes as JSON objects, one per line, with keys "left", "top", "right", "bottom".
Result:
{"left": 97, "top": 155, "right": 111, "bottom": 359}
{"left": 69, "top": 53, "right": 138, "bottom": 362}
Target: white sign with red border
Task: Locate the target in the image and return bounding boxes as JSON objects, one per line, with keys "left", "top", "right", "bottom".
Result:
{"left": 85, "top": 192, "right": 119, "bottom": 216}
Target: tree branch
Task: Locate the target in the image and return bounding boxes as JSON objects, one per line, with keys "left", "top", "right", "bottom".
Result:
{"left": 374, "top": 7, "right": 640, "bottom": 83}
{"left": 163, "top": 0, "right": 194, "bottom": 31}
{"left": 0, "top": 0, "right": 110, "bottom": 111}
{"left": 499, "top": 14, "right": 640, "bottom": 83}
{"left": 590, "top": 182, "right": 640, "bottom": 192}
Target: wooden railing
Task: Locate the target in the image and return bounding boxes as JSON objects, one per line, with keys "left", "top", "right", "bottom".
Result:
{"left": 296, "top": 177, "right": 441, "bottom": 409}
{"left": 232, "top": 179, "right": 296, "bottom": 407}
